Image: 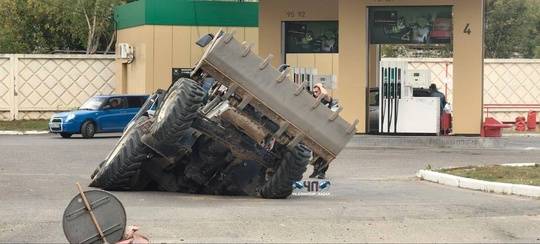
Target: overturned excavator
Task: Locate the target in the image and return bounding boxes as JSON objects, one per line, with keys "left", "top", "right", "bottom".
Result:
{"left": 90, "top": 29, "right": 358, "bottom": 199}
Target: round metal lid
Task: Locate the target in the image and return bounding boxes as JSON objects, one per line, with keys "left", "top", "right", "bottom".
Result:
{"left": 63, "top": 190, "right": 126, "bottom": 243}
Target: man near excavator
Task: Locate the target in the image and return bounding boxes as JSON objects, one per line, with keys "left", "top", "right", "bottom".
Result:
{"left": 308, "top": 83, "right": 334, "bottom": 179}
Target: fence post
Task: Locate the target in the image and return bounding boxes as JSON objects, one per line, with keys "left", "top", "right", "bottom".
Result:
{"left": 8, "top": 55, "right": 16, "bottom": 120}
{"left": 12, "top": 55, "right": 19, "bottom": 120}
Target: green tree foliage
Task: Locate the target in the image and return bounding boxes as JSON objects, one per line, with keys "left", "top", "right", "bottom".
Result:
{"left": 484, "top": 0, "right": 540, "bottom": 58}
{"left": 69, "top": 0, "right": 125, "bottom": 54}
{"left": 522, "top": 0, "right": 540, "bottom": 59}
{"left": 0, "top": 0, "right": 125, "bottom": 54}
{"left": 0, "top": 0, "right": 64, "bottom": 53}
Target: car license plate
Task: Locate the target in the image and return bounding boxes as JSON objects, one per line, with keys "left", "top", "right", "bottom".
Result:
{"left": 50, "top": 123, "right": 61, "bottom": 129}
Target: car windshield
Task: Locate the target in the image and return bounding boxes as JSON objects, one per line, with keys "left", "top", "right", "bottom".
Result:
{"left": 79, "top": 97, "right": 107, "bottom": 110}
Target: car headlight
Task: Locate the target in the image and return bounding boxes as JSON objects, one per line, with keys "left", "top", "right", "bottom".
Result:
{"left": 66, "top": 114, "right": 76, "bottom": 122}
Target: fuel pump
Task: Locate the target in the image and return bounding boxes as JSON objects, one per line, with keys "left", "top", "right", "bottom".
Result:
{"left": 378, "top": 62, "right": 440, "bottom": 135}
{"left": 379, "top": 61, "right": 407, "bottom": 133}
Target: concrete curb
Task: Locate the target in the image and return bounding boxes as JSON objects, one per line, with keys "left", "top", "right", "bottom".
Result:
{"left": 417, "top": 167, "right": 540, "bottom": 198}
{"left": 502, "top": 133, "right": 540, "bottom": 137}
{"left": 347, "top": 135, "right": 509, "bottom": 149}
{"left": 0, "top": 130, "right": 49, "bottom": 135}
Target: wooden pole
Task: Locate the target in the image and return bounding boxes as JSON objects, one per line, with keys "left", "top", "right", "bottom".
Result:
{"left": 76, "top": 182, "right": 108, "bottom": 244}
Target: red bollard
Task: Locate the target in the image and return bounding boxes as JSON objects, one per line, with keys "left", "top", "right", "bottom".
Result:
{"left": 515, "top": 116, "right": 526, "bottom": 131}
{"left": 527, "top": 110, "right": 537, "bottom": 131}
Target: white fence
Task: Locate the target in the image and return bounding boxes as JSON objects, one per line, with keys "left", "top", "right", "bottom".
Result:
{"left": 0, "top": 54, "right": 115, "bottom": 120}
{"left": 0, "top": 55, "right": 539, "bottom": 123}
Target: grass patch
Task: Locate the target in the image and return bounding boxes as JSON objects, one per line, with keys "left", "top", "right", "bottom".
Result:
{"left": 437, "top": 164, "right": 540, "bottom": 186}
{"left": 0, "top": 119, "right": 49, "bottom": 131}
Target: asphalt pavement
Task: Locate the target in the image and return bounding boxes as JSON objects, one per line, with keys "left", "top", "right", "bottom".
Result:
{"left": 1, "top": 133, "right": 540, "bottom": 243}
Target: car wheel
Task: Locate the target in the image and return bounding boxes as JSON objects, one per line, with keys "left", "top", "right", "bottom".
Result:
{"left": 90, "top": 115, "right": 153, "bottom": 190}
{"left": 258, "top": 144, "right": 311, "bottom": 199}
{"left": 60, "top": 133, "right": 72, "bottom": 138}
{"left": 149, "top": 78, "right": 204, "bottom": 145}
{"left": 81, "top": 121, "right": 96, "bottom": 138}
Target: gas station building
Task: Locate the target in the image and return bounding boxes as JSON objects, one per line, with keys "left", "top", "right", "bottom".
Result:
{"left": 114, "top": 0, "right": 484, "bottom": 135}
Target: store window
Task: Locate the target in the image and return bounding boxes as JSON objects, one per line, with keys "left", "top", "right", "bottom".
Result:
{"left": 284, "top": 21, "right": 339, "bottom": 53}
{"left": 369, "top": 6, "right": 453, "bottom": 44}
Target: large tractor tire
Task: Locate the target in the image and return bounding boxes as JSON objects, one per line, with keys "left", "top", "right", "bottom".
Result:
{"left": 90, "top": 115, "right": 153, "bottom": 190}
{"left": 89, "top": 113, "right": 148, "bottom": 179}
{"left": 149, "top": 78, "right": 204, "bottom": 145}
{"left": 258, "top": 144, "right": 311, "bottom": 199}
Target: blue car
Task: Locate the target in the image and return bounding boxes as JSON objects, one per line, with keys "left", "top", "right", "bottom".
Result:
{"left": 49, "top": 94, "right": 149, "bottom": 138}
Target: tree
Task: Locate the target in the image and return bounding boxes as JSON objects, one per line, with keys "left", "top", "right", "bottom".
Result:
{"left": 0, "top": 0, "right": 65, "bottom": 53}
{"left": 0, "top": 0, "right": 124, "bottom": 54}
{"left": 484, "top": 0, "right": 538, "bottom": 58}
{"left": 37, "top": 0, "right": 125, "bottom": 54}
{"left": 68, "top": 0, "right": 123, "bottom": 54}
{"left": 520, "top": 0, "right": 540, "bottom": 58}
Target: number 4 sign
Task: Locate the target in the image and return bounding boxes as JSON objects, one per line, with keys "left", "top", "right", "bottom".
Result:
{"left": 463, "top": 23, "right": 471, "bottom": 35}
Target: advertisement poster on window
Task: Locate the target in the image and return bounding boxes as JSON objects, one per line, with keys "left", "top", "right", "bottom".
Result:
{"left": 369, "top": 6, "right": 452, "bottom": 44}
{"left": 285, "top": 21, "right": 338, "bottom": 53}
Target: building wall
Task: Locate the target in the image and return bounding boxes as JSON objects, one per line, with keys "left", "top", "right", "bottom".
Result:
{"left": 337, "top": 0, "right": 366, "bottom": 132}
{"left": 451, "top": 0, "right": 484, "bottom": 134}
{"left": 114, "top": 0, "right": 259, "bottom": 94}
{"left": 116, "top": 25, "right": 258, "bottom": 94}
